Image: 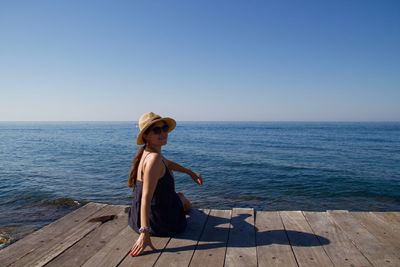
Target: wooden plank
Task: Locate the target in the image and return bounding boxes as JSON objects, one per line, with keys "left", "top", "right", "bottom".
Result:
{"left": 153, "top": 209, "right": 210, "bottom": 267}
{"left": 9, "top": 204, "right": 120, "bottom": 267}
{"left": 0, "top": 202, "right": 106, "bottom": 267}
{"left": 189, "top": 209, "right": 232, "bottom": 267}
{"left": 120, "top": 209, "right": 212, "bottom": 267}
{"left": 45, "top": 205, "right": 129, "bottom": 267}
{"left": 372, "top": 212, "right": 400, "bottom": 232}
{"left": 328, "top": 211, "right": 400, "bottom": 267}
{"left": 350, "top": 212, "right": 400, "bottom": 251}
{"left": 118, "top": 234, "right": 171, "bottom": 267}
{"left": 82, "top": 226, "right": 137, "bottom": 267}
{"left": 255, "top": 211, "right": 298, "bottom": 267}
{"left": 279, "top": 211, "right": 333, "bottom": 267}
{"left": 304, "top": 211, "right": 372, "bottom": 267}
{"left": 224, "top": 208, "right": 257, "bottom": 267}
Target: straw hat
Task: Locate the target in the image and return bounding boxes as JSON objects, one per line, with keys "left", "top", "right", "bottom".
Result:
{"left": 136, "top": 112, "right": 176, "bottom": 145}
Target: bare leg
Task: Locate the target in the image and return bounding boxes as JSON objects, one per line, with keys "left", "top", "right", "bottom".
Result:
{"left": 177, "top": 192, "right": 192, "bottom": 214}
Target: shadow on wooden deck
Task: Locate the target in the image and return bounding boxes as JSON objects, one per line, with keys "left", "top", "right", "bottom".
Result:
{"left": 156, "top": 210, "right": 329, "bottom": 255}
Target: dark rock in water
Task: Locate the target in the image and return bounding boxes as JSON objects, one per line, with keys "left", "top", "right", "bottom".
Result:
{"left": 43, "top": 197, "right": 83, "bottom": 207}
{"left": 0, "top": 234, "right": 11, "bottom": 249}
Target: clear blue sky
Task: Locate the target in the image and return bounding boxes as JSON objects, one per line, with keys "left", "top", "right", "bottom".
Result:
{"left": 1, "top": 0, "right": 399, "bottom": 121}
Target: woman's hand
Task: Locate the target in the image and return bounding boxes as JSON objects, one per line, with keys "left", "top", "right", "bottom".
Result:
{"left": 130, "top": 232, "right": 156, "bottom": 257}
{"left": 190, "top": 172, "right": 203, "bottom": 185}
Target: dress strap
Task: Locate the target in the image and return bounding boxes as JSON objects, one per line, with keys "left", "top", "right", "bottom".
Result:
{"left": 161, "top": 158, "right": 173, "bottom": 176}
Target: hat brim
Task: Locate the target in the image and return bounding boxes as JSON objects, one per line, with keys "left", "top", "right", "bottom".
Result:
{"left": 136, "top": 117, "right": 176, "bottom": 145}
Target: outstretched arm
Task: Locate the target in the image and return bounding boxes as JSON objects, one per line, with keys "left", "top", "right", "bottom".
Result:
{"left": 165, "top": 158, "right": 203, "bottom": 185}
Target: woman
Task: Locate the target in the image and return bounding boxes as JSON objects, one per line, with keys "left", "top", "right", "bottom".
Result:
{"left": 128, "top": 112, "right": 203, "bottom": 257}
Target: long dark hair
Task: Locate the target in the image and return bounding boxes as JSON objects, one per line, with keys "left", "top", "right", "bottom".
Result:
{"left": 128, "top": 145, "right": 146, "bottom": 188}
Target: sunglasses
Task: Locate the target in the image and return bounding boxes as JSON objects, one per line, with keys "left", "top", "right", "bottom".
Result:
{"left": 148, "top": 124, "right": 170, "bottom": 135}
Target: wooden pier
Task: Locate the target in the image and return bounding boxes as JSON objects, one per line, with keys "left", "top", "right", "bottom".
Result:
{"left": 1, "top": 202, "right": 400, "bottom": 266}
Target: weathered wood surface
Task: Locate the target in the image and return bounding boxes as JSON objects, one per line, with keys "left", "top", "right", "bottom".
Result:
{"left": 280, "top": 211, "right": 333, "bottom": 267}
{"left": 256, "top": 211, "right": 298, "bottom": 267}
{"left": 1, "top": 203, "right": 399, "bottom": 267}
{"left": 303, "top": 211, "right": 373, "bottom": 267}
{"left": 225, "top": 208, "right": 257, "bottom": 267}
{"left": 328, "top": 211, "right": 400, "bottom": 267}
{"left": 189, "top": 209, "right": 231, "bottom": 267}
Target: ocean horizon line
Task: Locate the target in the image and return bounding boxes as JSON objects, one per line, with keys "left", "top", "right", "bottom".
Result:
{"left": 1, "top": 120, "right": 400, "bottom": 123}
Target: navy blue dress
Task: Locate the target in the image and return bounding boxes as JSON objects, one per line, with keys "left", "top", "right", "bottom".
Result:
{"left": 128, "top": 161, "right": 187, "bottom": 237}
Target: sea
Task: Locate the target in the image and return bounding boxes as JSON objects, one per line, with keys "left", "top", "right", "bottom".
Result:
{"left": 1, "top": 121, "right": 400, "bottom": 248}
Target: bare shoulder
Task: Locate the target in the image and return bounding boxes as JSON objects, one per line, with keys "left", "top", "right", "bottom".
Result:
{"left": 143, "top": 153, "right": 164, "bottom": 174}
